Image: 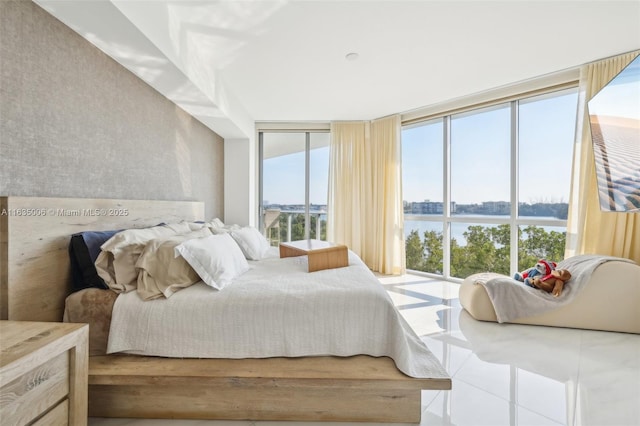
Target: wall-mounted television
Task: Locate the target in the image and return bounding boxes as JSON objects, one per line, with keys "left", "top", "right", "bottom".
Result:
{"left": 587, "top": 54, "right": 640, "bottom": 212}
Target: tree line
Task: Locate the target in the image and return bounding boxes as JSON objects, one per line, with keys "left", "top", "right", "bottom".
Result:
{"left": 406, "top": 224, "right": 566, "bottom": 278}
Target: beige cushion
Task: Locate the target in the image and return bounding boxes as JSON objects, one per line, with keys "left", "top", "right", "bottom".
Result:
{"left": 136, "top": 228, "right": 212, "bottom": 300}
{"left": 95, "top": 222, "right": 192, "bottom": 292}
{"left": 63, "top": 288, "right": 118, "bottom": 356}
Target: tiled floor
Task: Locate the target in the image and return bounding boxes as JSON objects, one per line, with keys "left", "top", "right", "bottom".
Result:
{"left": 89, "top": 274, "right": 640, "bottom": 426}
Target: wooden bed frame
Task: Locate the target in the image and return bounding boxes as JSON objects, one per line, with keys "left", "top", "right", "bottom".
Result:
{"left": 0, "top": 196, "right": 451, "bottom": 423}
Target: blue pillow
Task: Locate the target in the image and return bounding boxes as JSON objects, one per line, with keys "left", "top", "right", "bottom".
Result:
{"left": 69, "top": 230, "right": 121, "bottom": 292}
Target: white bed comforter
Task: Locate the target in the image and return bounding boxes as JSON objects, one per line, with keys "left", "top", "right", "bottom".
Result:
{"left": 107, "top": 250, "right": 449, "bottom": 379}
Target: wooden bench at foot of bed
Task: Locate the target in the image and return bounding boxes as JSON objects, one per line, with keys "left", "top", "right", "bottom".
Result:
{"left": 89, "top": 354, "right": 451, "bottom": 423}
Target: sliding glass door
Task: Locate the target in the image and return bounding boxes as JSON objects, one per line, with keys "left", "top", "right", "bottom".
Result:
{"left": 260, "top": 131, "right": 329, "bottom": 245}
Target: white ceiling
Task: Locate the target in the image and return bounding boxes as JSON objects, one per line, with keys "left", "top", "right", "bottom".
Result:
{"left": 36, "top": 0, "right": 640, "bottom": 139}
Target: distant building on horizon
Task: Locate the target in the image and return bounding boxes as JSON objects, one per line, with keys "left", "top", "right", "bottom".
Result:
{"left": 407, "top": 200, "right": 456, "bottom": 214}
{"left": 481, "top": 201, "right": 510, "bottom": 215}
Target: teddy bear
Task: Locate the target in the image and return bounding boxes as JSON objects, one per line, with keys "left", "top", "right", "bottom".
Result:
{"left": 529, "top": 269, "right": 572, "bottom": 297}
{"left": 514, "top": 259, "right": 557, "bottom": 285}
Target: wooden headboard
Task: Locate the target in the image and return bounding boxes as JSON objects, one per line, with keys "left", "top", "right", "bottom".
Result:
{"left": 0, "top": 196, "right": 205, "bottom": 322}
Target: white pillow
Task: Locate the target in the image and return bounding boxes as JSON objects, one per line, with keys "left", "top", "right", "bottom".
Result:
{"left": 175, "top": 233, "right": 249, "bottom": 290}
{"left": 230, "top": 226, "right": 271, "bottom": 260}
{"left": 209, "top": 223, "right": 241, "bottom": 234}
{"left": 209, "top": 218, "right": 225, "bottom": 228}
{"left": 187, "top": 222, "right": 206, "bottom": 231}
{"left": 187, "top": 219, "right": 223, "bottom": 231}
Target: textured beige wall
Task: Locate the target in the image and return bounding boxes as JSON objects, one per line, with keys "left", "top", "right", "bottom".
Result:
{"left": 0, "top": 0, "right": 223, "bottom": 220}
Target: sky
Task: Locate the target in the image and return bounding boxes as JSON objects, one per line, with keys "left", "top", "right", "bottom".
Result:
{"left": 263, "top": 146, "right": 329, "bottom": 206}
{"left": 262, "top": 89, "right": 580, "bottom": 207}
{"left": 402, "top": 89, "right": 579, "bottom": 205}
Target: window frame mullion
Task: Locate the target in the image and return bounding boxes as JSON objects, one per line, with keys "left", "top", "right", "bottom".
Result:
{"left": 442, "top": 116, "right": 451, "bottom": 280}
{"left": 304, "top": 132, "right": 311, "bottom": 240}
{"left": 510, "top": 100, "right": 519, "bottom": 276}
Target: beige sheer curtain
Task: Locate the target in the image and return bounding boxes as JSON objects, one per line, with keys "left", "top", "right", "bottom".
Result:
{"left": 565, "top": 50, "right": 640, "bottom": 263}
{"left": 327, "top": 116, "right": 406, "bottom": 274}
{"left": 327, "top": 121, "right": 370, "bottom": 259}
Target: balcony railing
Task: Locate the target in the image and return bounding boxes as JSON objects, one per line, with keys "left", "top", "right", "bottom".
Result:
{"left": 262, "top": 209, "right": 327, "bottom": 246}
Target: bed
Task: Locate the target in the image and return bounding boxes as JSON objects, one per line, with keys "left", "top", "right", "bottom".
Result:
{"left": 459, "top": 256, "right": 640, "bottom": 334}
{"left": 0, "top": 196, "right": 451, "bottom": 423}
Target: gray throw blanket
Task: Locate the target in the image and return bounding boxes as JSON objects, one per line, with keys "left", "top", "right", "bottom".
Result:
{"left": 474, "top": 254, "right": 637, "bottom": 323}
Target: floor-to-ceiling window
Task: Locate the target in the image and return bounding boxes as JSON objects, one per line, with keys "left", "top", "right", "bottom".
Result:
{"left": 403, "top": 87, "right": 578, "bottom": 279}
{"left": 260, "top": 131, "right": 330, "bottom": 245}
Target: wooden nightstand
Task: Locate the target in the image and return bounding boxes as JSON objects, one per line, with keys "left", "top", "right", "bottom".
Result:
{"left": 279, "top": 239, "right": 349, "bottom": 272}
{"left": 0, "top": 321, "right": 89, "bottom": 426}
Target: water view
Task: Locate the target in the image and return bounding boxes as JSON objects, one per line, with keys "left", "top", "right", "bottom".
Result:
{"left": 405, "top": 216, "right": 565, "bottom": 245}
